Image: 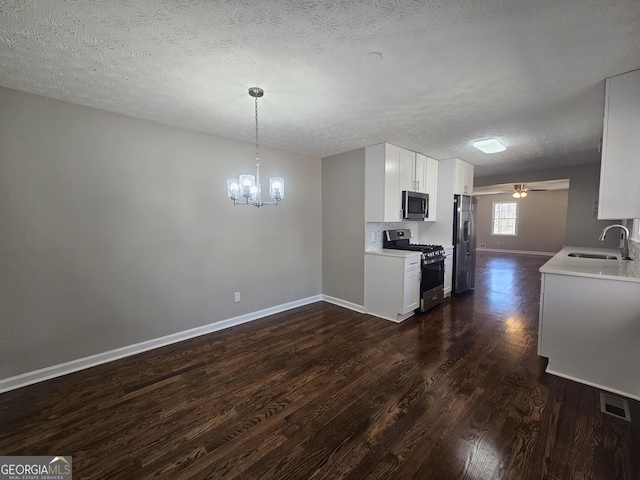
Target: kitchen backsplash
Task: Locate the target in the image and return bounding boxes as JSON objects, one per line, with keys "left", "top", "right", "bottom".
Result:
{"left": 365, "top": 222, "right": 420, "bottom": 251}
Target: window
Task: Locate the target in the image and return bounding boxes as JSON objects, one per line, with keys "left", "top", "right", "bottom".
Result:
{"left": 492, "top": 202, "right": 518, "bottom": 236}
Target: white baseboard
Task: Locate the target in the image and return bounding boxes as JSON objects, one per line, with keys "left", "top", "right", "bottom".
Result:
{"left": 321, "top": 295, "right": 364, "bottom": 314}
{"left": 478, "top": 248, "right": 556, "bottom": 257}
{"left": 0, "top": 295, "right": 323, "bottom": 394}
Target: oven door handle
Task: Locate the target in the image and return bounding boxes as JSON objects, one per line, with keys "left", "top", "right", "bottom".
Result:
{"left": 422, "top": 256, "right": 445, "bottom": 265}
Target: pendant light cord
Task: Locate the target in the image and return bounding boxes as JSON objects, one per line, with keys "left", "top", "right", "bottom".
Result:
{"left": 255, "top": 93, "right": 260, "bottom": 187}
{"left": 255, "top": 94, "right": 260, "bottom": 167}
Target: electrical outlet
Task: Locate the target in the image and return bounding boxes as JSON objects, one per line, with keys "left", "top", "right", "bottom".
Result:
{"left": 234, "top": 292, "right": 241, "bottom": 303}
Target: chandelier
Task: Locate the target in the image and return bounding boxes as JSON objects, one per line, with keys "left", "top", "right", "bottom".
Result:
{"left": 227, "top": 87, "right": 284, "bottom": 207}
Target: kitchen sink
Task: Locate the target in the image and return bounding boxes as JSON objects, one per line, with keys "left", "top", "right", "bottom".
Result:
{"left": 567, "top": 252, "right": 619, "bottom": 260}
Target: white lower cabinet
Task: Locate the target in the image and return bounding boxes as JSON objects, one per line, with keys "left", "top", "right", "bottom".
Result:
{"left": 403, "top": 267, "right": 421, "bottom": 313}
{"left": 444, "top": 247, "right": 453, "bottom": 297}
{"left": 538, "top": 272, "right": 640, "bottom": 400}
{"left": 365, "top": 251, "right": 422, "bottom": 322}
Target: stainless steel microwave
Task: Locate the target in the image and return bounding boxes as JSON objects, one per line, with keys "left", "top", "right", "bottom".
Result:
{"left": 402, "top": 191, "right": 429, "bottom": 220}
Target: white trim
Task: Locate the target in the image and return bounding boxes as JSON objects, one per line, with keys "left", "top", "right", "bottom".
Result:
{"left": 321, "top": 295, "right": 365, "bottom": 313}
{"left": 0, "top": 295, "right": 323, "bottom": 394}
{"left": 491, "top": 200, "right": 519, "bottom": 236}
{"left": 478, "top": 248, "right": 555, "bottom": 257}
{"left": 362, "top": 310, "right": 414, "bottom": 323}
{"left": 546, "top": 367, "right": 640, "bottom": 402}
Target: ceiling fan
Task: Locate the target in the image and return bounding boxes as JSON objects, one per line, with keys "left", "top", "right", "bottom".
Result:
{"left": 473, "top": 179, "right": 570, "bottom": 196}
{"left": 512, "top": 184, "right": 527, "bottom": 198}
{"left": 512, "top": 184, "right": 549, "bottom": 198}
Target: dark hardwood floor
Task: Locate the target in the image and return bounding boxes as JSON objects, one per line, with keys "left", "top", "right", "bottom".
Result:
{"left": 1, "top": 252, "right": 639, "bottom": 479}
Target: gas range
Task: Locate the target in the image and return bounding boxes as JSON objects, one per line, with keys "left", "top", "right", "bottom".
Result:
{"left": 382, "top": 229, "right": 446, "bottom": 313}
{"left": 383, "top": 229, "right": 445, "bottom": 260}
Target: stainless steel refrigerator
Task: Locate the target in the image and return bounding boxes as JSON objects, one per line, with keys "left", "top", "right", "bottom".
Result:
{"left": 453, "top": 195, "right": 477, "bottom": 295}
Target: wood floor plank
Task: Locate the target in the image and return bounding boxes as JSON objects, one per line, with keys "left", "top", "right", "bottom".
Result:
{"left": 1, "top": 253, "right": 639, "bottom": 479}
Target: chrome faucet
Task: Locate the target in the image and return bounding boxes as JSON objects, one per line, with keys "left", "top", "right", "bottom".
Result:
{"left": 598, "top": 224, "right": 630, "bottom": 259}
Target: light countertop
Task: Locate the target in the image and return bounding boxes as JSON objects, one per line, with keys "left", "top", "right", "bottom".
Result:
{"left": 540, "top": 246, "right": 640, "bottom": 283}
{"left": 365, "top": 249, "right": 422, "bottom": 259}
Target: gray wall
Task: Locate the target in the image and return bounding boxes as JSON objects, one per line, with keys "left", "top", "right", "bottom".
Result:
{"left": 322, "top": 148, "right": 365, "bottom": 306}
{"left": 0, "top": 87, "right": 322, "bottom": 379}
{"left": 475, "top": 162, "right": 620, "bottom": 248}
{"left": 476, "top": 190, "right": 568, "bottom": 253}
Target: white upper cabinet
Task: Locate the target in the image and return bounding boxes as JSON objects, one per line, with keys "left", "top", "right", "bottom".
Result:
{"left": 454, "top": 159, "right": 474, "bottom": 195}
{"left": 439, "top": 157, "right": 474, "bottom": 196}
{"left": 599, "top": 69, "right": 640, "bottom": 220}
{"left": 424, "top": 155, "right": 438, "bottom": 221}
{"left": 413, "top": 153, "right": 427, "bottom": 194}
{"left": 400, "top": 150, "right": 435, "bottom": 196}
{"left": 399, "top": 148, "right": 417, "bottom": 192}
{"left": 366, "top": 143, "right": 403, "bottom": 222}
{"left": 366, "top": 143, "right": 439, "bottom": 222}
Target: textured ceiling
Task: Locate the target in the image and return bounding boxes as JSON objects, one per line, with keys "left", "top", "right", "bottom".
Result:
{"left": 1, "top": 0, "right": 639, "bottom": 176}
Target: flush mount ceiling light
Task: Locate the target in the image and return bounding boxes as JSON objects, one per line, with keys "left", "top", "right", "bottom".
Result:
{"left": 473, "top": 138, "right": 506, "bottom": 154}
{"left": 512, "top": 184, "right": 527, "bottom": 198}
{"left": 227, "top": 87, "right": 284, "bottom": 207}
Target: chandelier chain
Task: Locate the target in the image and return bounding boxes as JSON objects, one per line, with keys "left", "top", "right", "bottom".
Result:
{"left": 254, "top": 94, "right": 259, "bottom": 165}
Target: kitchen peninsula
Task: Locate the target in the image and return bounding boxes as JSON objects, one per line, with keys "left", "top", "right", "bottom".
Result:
{"left": 538, "top": 246, "right": 640, "bottom": 400}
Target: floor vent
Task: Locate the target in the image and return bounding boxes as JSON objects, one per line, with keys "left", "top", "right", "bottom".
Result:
{"left": 599, "top": 392, "right": 631, "bottom": 421}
